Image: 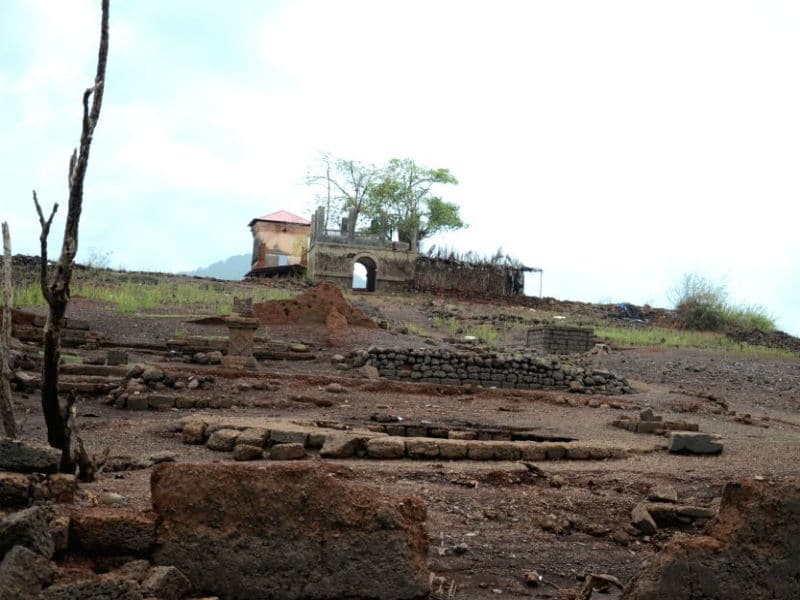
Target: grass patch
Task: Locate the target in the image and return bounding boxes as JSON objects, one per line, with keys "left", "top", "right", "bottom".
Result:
{"left": 402, "top": 322, "right": 423, "bottom": 335}
{"left": 465, "top": 324, "right": 500, "bottom": 348}
{"left": 432, "top": 316, "right": 461, "bottom": 336}
{"left": 597, "top": 325, "right": 795, "bottom": 357}
{"left": 13, "top": 275, "right": 295, "bottom": 315}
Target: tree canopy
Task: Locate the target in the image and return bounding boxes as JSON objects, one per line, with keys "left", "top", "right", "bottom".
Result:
{"left": 307, "top": 155, "right": 465, "bottom": 248}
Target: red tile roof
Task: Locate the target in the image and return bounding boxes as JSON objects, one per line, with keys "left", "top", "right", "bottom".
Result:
{"left": 249, "top": 210, "right": 310, "bottom": 226}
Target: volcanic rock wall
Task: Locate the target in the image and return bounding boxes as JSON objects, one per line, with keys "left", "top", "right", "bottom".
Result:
{"left": 350, "top": 347, "right": 633, "bottom": 394}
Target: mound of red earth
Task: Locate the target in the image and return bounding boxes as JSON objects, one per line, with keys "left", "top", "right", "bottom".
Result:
{"left": 727, "top": 328, "right": 800, "bottom": 354}
{"left": 252, "top": 283, "right": 377, "bottom": 331}
{"left": 151, "top": 462, "right": 429, "bottom": 600}
{"left": 623, "top": 477, "right": 800, "bottom": 599}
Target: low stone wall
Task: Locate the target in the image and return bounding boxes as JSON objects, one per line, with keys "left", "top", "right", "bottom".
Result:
{"left": 349, "top": 347, "right": 633, "bottom": 394}
{"left": 526, "top": 325, "right": 594, "bottom": 354}
{"left": 180, "top": 417, "right": 636, "bottom": 462}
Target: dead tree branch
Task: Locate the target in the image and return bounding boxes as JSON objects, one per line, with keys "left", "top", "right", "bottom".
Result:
{"left": 36, "top": 0, "right": 110, "bottom": 473}
{"left": 1, "top": 222, "right": 18, "bottom": 438}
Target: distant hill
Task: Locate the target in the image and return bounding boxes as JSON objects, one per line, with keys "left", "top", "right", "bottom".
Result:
{"left": 184, "top": 253, "right": 251, "bottom": 280}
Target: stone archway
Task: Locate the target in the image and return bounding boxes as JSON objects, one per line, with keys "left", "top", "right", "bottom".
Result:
{"left": 352, "top": 255, "right": 377, "bottom": 292}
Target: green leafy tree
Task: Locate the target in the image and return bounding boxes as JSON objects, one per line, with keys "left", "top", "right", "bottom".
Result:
{"left": 365, "top": 158, "right": 463, "bottom": 249}
{"left": 306, "top": 153, "right": 380, "bottom": 233}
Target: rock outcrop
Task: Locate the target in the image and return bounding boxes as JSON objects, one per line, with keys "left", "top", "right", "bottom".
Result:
{"left": 150, "top": 462, "right": 429, "bottom": 600}
{"left": 624, "top": 478, "right": 800, "bottom": 599}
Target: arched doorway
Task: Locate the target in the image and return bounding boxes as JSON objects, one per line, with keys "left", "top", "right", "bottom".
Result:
{"left": 352, "top": 255, "right": 377, "bottom": 292}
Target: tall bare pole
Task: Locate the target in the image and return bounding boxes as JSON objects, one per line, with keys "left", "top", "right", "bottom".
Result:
{"left": 34, "top": 0, "right": 109, "bottom": 471}
{"left": 1, "top": 222, "right": 18, "bottom": 438}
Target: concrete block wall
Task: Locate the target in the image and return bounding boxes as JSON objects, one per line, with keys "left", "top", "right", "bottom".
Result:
{"left": 527, "top": 326, "right": 594, "bottom": 354}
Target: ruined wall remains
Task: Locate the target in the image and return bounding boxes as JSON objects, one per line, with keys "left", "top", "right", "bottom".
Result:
{"left": 527, "top": 326, "right": 594, "bottom": 354}
{"left": 250, "top": 221, "right": 310, "bottom": 269}
{"left": 413, "top": 256, "right": 527, "bottom": 297}
{"left": 349, "top": 347, "right": 632, "bottom": 394}
{"left": 306, "top": 242, "right": 417, "bottom": 292}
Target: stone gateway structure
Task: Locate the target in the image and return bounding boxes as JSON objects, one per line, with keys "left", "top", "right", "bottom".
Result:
{"left": 305, "top": 207, "right": 417, "bottom": 292}
{"left": 249, "top": 206, "right": 540, "bottom": 298}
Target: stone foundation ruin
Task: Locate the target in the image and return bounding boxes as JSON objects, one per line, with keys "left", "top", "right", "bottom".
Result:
{"left": 349, "top": 347, "right": 634, "bottom": 394}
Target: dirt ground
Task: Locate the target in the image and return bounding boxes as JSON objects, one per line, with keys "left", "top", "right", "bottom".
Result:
{"left": 8, "top": 289, "right": 800, "bottom": 599}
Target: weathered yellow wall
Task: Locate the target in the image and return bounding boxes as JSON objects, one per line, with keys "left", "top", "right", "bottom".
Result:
{"left": 251, "top": 222, "right": 310, "bottom": 268}
{"left": 307, "top": 242, "right": 417, "bottom": 292}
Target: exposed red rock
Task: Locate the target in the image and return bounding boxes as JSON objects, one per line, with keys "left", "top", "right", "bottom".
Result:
{"left": 623, "top": 477, "right": 800, "bottom": 599}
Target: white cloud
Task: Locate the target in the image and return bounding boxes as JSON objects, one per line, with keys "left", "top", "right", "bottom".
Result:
{"left": 3, "top": 0, "right": 799, "bottom": 333}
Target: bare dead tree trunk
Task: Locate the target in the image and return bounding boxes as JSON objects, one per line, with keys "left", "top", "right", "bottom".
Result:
{"left": 35, "top": 0, "right": 109, "bottom": 473}
{"left": 1, "top": 222, "right": 18, "bottom": 438}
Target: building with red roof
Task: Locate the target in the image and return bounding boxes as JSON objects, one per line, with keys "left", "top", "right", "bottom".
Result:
{"left": 248, "top": 209, "right": 311, "bottom": 272}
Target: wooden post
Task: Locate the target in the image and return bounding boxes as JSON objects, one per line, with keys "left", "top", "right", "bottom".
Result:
{"left": 35, "top": 0, "right": 109, "bottom": 472}
{"left": 0, "top": 222, "right": 18, "bottom": 438}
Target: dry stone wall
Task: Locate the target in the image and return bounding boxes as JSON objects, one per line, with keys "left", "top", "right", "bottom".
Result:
{"left": 349, "top": 347, "right": 633, "bottom": 394}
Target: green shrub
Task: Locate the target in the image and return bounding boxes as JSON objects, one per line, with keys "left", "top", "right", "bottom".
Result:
{"left": 669, "top": 273, "right": 776, "bottom": 333}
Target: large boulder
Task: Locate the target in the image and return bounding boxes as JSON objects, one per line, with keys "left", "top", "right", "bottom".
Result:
{"left": 623, "top": 478, "right": 800, "bottom": 599}
{"left": 150, "top": 462, "right": 429, "bottom": 600}
{"left": 0, "top": 545, "right": 55, "bottom": 600}
{"left": 0, "top": 506, "right": 54, "bottom": 560}
{"left": 70, "top": 508, "right": 155, "bottom": 557}
{"left": 0, "top": 472, "right": 31, "bottom": 508}
{"left": 0, "top": 438, "right": 60, "bottom": 474}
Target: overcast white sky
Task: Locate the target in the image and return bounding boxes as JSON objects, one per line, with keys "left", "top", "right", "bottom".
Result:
{"left": 2, "top": 1, "right": 798, "bottom": 334}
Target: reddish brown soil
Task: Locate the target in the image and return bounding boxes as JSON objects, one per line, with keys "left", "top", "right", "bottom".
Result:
{"left": 252, "top": 283, "right": 377, "bottom": 329}
{"left": 6, "top": 284, "right": 800, "bottom": 599}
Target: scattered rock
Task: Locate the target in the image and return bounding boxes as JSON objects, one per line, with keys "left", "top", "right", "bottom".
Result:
{"left": 206, "top": 429, "right": 240, "bottom": 452}
{"left": 40, "top": 575, "right": 143, "bottom": 600}
{"left": 107, "top": 349, "right": 128, "bottom": 366}
{"left": 0, "top": 472, "right": 31, "bottom": 508}
{"left": 147, "top": 451, "right": 178, "bottom": 465}
{"left": 48, "top": 515, "right": 70, "bottom": 555}
{"left": 268, "top": 443, "right": 306, "bottom": 461}
{"left": 324, "top": 383, "right": 346, "bottom": 394}
{"left": 141, "top": 565, "right": 192, "bottom": 600}
{"left": 630, "top": 503, "right": 657, "bottom": 535}
{"left": 639, "top": 408, "right": 655, "bottom": 421}
{"left": 116, "top": 559, "right": 152, "bottom": 584}
{"left": 233, "top": 444, "right": 264, "bottom": 461}
{"left": 148, "top": 393, "right": 176, "bottom": 409}
{"left": 366, "top": 437, "right": 406, "bottom": 459}
{"left": 182, "top": 420, "right": 207, "bottom": 445}
{"left": 668, "top": 432, "right": 723, "bottom": 455}
{"left": 236, "top": 428, "right": 269, "bottom": 448}
{"left": 356, "top": 365, "right": 380, "bottom": 380}
{"left": 70, "top": 508, "right": 155, "bottom": 557}
{"left": 453, "top": 542, "right": 469, "bottom": 555}
{"left": 141, "top": 368, "right": 165, "bottom": 384}
{"left": 0, "top": 545, "right": 55, "bottom": 600}
{"left": 0, "top": 506, "right": 55, "bottom": 559}
{"left": 0, "top": 438, "right": 60, "bottom": 474}
{"left": 524, "top": 570, "right": 542, "bottom": 587}
{"left": 319, "top": 433, "right": 371, "bottom": 459}
{"left": 126, "top": 364, "right": 145, "bottom": 378}
{"left": 648, "top": 485, "right": 678, "bottom": 504}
